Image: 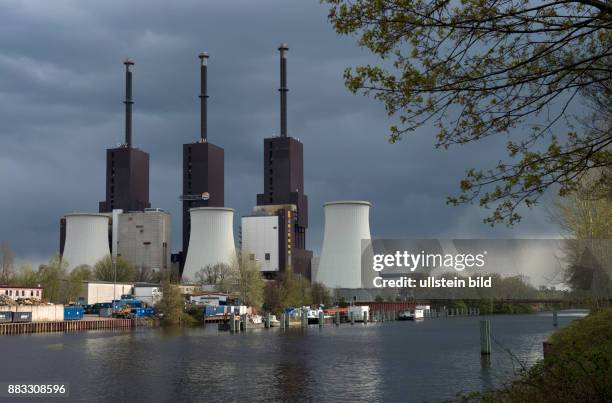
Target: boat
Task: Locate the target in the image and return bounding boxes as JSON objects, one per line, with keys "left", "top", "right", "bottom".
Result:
{"left": 269, "top": 315, "right": 281, "bottom": 327}
{"left": 398, "top": 309, "right": 424, "bottom": 321}
{"left": 398, "top": 310, "right": 413, "bottom": 320}
{"left": 306, "top": 308, "right": 323, "bottom": 324}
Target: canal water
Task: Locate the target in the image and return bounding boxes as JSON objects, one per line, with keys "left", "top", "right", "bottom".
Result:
{"left": 1, "top": 310, "right": 586, "bottom": 402}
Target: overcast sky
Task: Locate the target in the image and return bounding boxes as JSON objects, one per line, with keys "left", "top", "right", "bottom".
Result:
{"left": 0, "top": 0, "right": 562, "bottom": 266}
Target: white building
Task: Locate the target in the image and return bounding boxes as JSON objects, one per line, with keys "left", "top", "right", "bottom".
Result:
{"left": 183, "top": 207, "right": 237, "bottom": 281}
{"left": 133, "top": 283, "right": 163, "bottom": 305}
{"left": 189, "top": 292, "right": 228, "bottom": 306}
{"left": 316, "top": 201, "right": 372, "bottom": 289}
{"left": 77, "top": 281, "right": 134, "bottom": 305}
{"left": 117, "top": 208, "right": 171, "bottom": 271}
{"left": 241, "top": 214, "right": 280, "bottom": 272}
{"left": 62, "top": 213, "right": 111, "bottom": 269}
{"left": 0, "top": 286, "right": 43, "bottom": 301}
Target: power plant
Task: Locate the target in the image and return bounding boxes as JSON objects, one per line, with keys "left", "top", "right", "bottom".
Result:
{"left": 57, "top": 46, "right": 373, "bottom": 288}
{"left": 316, "top": 201, "right": 372, "bottom": 289}
{"left": 61, "top": 213, "right": 111, "bottom": 269}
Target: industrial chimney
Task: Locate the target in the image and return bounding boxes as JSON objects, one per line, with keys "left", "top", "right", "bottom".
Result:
{"left": 199, "top": 52, "right": 209, "bottom": 142}
{"left": 279, "top": 43, "right": 288, "bottom": 137}
{"left": 124, "top": 58, "right": 134, "bottom": 148}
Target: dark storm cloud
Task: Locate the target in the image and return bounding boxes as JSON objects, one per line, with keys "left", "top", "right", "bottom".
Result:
{"left": 0, "top": 0, "right": 560, "bottom": 264}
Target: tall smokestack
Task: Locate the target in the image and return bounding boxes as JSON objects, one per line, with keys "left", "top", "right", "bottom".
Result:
{"left": 124, "top": 58, "right": 134, "bottom": 148}
{"left": 279, "top": 43, "right": 288, "bottom": 137}
{"left": 199, "top": 52, "right": 209, "bottom": 142}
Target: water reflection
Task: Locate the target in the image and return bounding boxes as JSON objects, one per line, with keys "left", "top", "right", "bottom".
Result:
{"left": 1, "top": 311, "right": 586, "bottom": 402}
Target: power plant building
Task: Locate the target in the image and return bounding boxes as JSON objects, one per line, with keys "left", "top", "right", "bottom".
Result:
{"left": 99, "top": 59, "right": 150, "bottom": 213}
{"left": 181, "top": 53, "right": 225, "bottom": 273}
{"left": 116, "top": 208, "right": 171, "bottom": 271}
{"left": 241, "top": 209, "right": 284, "bottom": 273}
{"left": 252, "top": 44, "right": 312, "bottom": 280}
{"left": 61, "top": 213, "right": 111, "bottom": 269}
{"left": 316, "top": 201, "right": 372, "bottom": 289}
{"left": 182, "top": 207, "right": 236, "bottom": 281}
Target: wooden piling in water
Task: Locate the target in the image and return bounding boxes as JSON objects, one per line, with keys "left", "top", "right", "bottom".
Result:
{"left": 553, "top": 310, "right": 558, "bottom": 327}
{"left": 480, "top": 320, "right": 491, "bottom": 355}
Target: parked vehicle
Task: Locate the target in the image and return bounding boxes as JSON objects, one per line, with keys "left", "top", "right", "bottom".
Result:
{"left": 112, "top": 299, "right": 143, "bottom": 310}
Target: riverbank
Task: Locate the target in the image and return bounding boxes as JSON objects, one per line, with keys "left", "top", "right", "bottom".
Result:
{"left": 461, "top": 308, "right": 612, "bottom": 402}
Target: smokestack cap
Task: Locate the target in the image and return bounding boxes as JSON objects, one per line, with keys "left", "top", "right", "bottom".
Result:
{"left": 279, "top": 43, "right": 289, "bottom": 51}
{"left": 199, "top": 52, "right": 209, "bottom": 66}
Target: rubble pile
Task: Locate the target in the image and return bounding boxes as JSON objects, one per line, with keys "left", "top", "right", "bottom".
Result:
{"left": 0, "top": 295, "right": 17, "bottom": 306}
{"left": 0, "top": 295, "right": 47, "bottom": 306}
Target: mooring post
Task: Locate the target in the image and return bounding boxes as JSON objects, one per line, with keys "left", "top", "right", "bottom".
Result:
{"left": 241, "top": 314, "right": 247, "bottom": 331}
{"left": 363, "top": 310, "right": 368, "bottom": 324}
{"left": 265, "top": 312, "right": 271, "bottom": 328}
{"left": 281, "top": 313, "right": 286, "bottom": 329}
{"left": 319, "top": 311, "right": 324, "bottom": 327}
{"left": 301, "top": 310, "right": 307, "bottom": 328}
{"left": 553, "top": 310, "right": 558, "bottom": 327}
{"left": 334, "top": 311, "right": 340, "bottom": 325}
{"left": 480, "top": 320, "right": 491, "bottom": 355}
{"left": 350, "top": 311, "right": 354, "bottom": 325}
{"left": 230, "top": 315, "right": 235, "bottom": 333}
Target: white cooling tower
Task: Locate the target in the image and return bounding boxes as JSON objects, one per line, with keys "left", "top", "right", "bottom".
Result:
{"left": 183, "top": 207, "right": 236, "bottom": 281}
{"left": 316, "top": 201, "right": 372, "bottom": 289}
{"left": 62, "top": 213, "right": 111, "bottom": 269}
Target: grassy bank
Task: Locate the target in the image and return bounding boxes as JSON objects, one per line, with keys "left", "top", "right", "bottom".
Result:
{"left": 461, "top": 308, "right": 611, "bottom": 402}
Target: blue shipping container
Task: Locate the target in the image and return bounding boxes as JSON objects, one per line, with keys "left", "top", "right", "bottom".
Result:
{"left": 0, "top": 311, "right": 13, "bottom": 323}
{"left": 64, "top": 307, "right": 84, "bottom": 320}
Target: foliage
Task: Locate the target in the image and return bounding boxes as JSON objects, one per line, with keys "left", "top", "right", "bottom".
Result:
{"left": 552, "top": 169, "right": 612, "bottom": 304}
{"left": 93, "top": 256, "right": 135, "bottom": 283}
{"left": 156, "top": 280, "right": 187, "bottom": 326}
{"left": 264, "top": 270, "right": 312, "bottom": 315}
{"left": 37, "top": 255, "right": 68, "bottom": 303}
{"left": 460, "top": 308, "right": 612, "bottom": 402}
{"left": 11, "top": 263, "right": 39, "bottom": 287}
{"left": 310, "top": 282, "right": 332, "bottom": 306}
{"left": 65, "top": 266, "right": 90, "bottom": 304}
{"left": 325, "top": 0, "right": 612, "bottom": 225}
{"left": 194, "top": 263, "right": 231, "bottom": 287}
{"left": 0, "top": 240, "right": 15, "bottom": 284}
{"left": 219, "top": 254, "right": 265, "bottom": 310}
